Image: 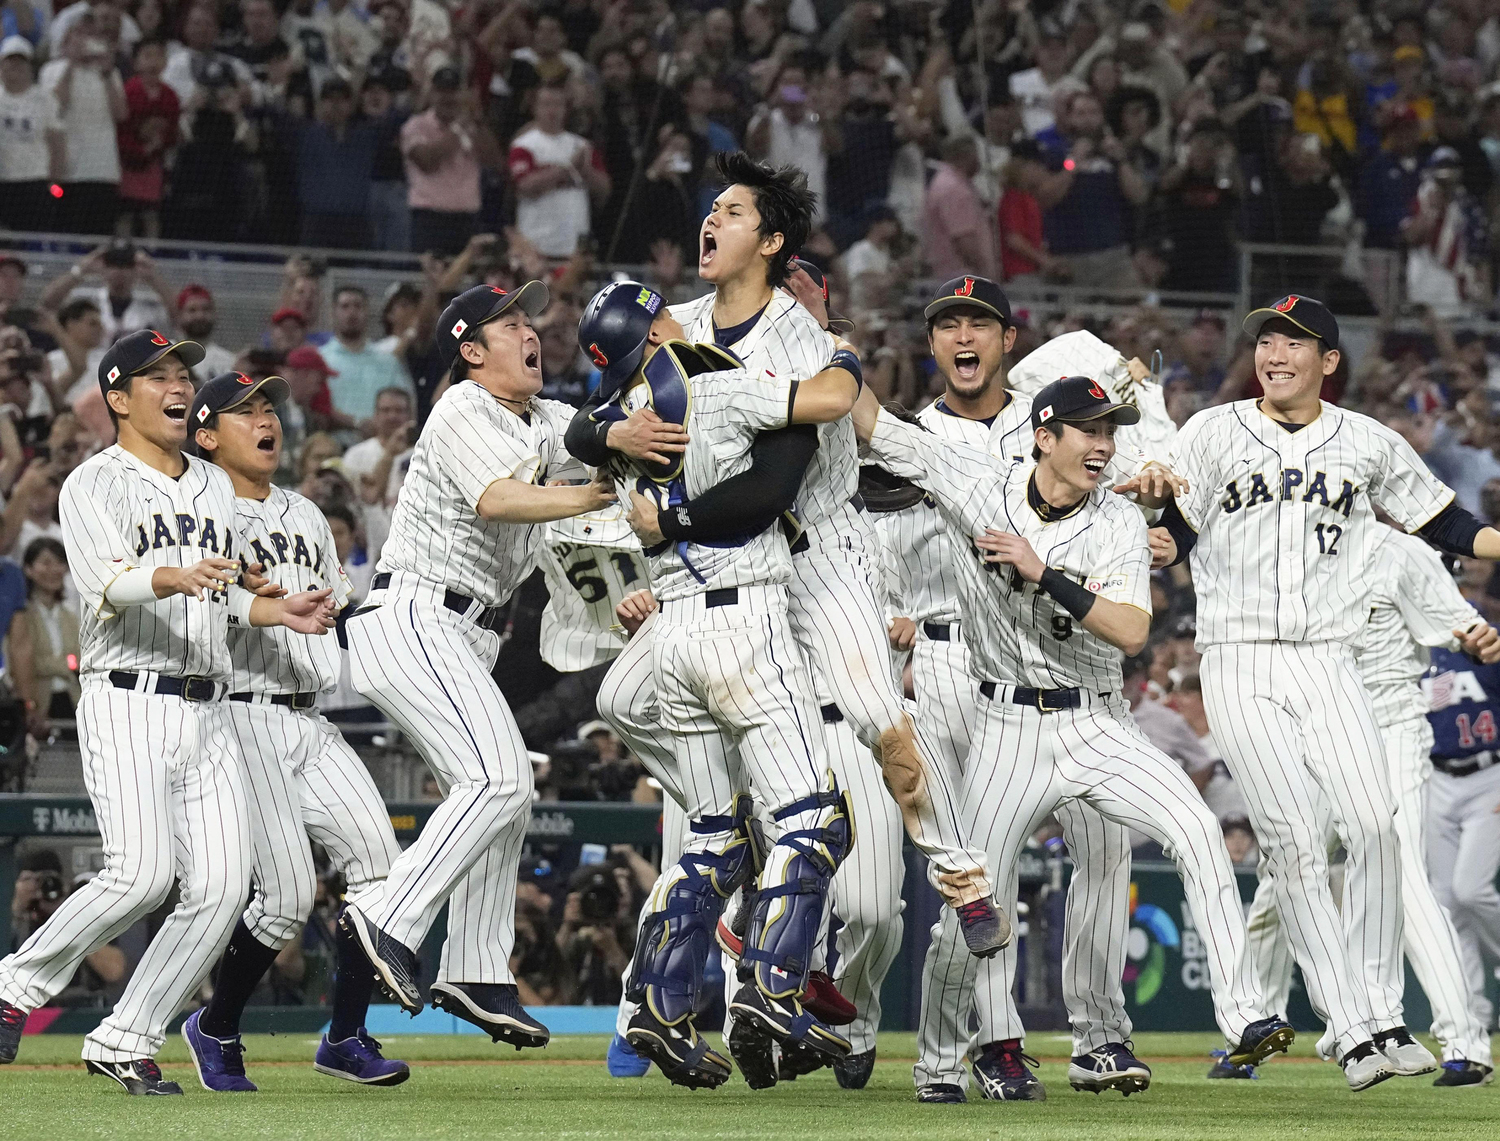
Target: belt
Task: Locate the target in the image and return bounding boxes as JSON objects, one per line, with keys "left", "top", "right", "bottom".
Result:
{"left": 850, "top": 492, "right": 865, "bottom": 512}
{"left": 978, "top": 680, "right": 1100, "bottom": 713}
{"left": 1433, "top": 751, "right": 1496, "bottom": 777}
{"left": 705, "top": 587, "right": 738, "bottom": 608}
{"left": 108, "top": 670, "right": 222, "bottom": 702}
{"left": 923, "top": 621, "right": 955, "bottom": 641}
{"left": 229, "top": 691, "right": 319, "bottom": 710}
{"left": 366, "top": 572, "right": 505, "bottom": 629}
{"left": 821, "top": 703, "right": 843, "bottom": 724}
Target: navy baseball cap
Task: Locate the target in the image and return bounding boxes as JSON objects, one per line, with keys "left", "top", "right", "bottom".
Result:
{"left": 189, "top": 370, "right": 291, "bottom": 433}
{"left": 788, "top": 257, "right": 854, "bottom": 334}
{"left": 1241, "top": 294, "right": 1340, "bottom": 351}
{"left": 1031, "top": 376, "right": 1141, "bottom": 430}
{"left": 98, "top": 329, "right": 206, "bottom": 399}
{"left": 436, "top": 280, "right": 550, "bottom": 367}
{"left": 578, "top": 280, "right": 666, "bottom": 401}
{"left": 924, "top": 275, "right": 1013, "bottom": 325}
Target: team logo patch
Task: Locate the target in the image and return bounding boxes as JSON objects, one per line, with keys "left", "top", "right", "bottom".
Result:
{"left": 149, "top": 332, "right": 170, "bottom": 346}
{"left": 1038, "top": 405, "right": 1054, "bottom": 422}
{"left": 1273, "top": 295, "right": 1299, "bottom": 313}
{"left": 451, "top": 318, "right": 468, "bottom": 338}
{"left": 236, "top": 372, "right": 254, "bottom": 385}
{"left": 588, "top": 342, "right": 609, "bottom": 367}
{"left": 1086, "top": 575, "right": 1128, "bottom": 594}
{"left": 491, "top": 287, "right": 508, "bottom": 296}
{"left": 954, "top": 277, "right": 975, "bottom": 297}
{"left": 1087, "top": 381, "right": 1106, "bottom": 400}
{"left": 636, "top": 288, "right": 662, "bottom": 314}
{"left": 196, "top": 405, "right": 210, "bottom": 423}
{"left": 107, "top": 366, "right": 121, "bottom": 383}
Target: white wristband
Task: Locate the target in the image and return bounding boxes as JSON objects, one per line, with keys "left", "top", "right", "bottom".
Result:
{"left": 226, "top": 584, "right": 256, "bottom": 626}
{"left": 103, "top": 566, "right": 158, "bottom": 607}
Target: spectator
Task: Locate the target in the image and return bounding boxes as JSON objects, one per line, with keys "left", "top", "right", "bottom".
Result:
{"left": 514, "top": 10, "right": 586, "bottom": 86}
{"left": 1156, "top": 117, "right": 1241, "bottom": 293}
{"left": 997, "top": 138, "right": 1054, "bottom": 284}
{"left": 7, "top": 536, "right": 79, "bottom": 735}
{"left": 1403, "top": 147, "right": 1490, "bottom": 316}
{"left": 0, "top": 252, "right": 26, "bottom": 324}
{"left": 1103, "top": 84, "right": 1164, "bottom": 190}
{"left": 226, "top": 0, "right": 304, "bottom": 87}
{"left": 161, "top": 3, "right": 252, "bottom": 106}
{"left": 823, "top": 68, "right": 901, "bottom": 247}
{"left": 40, "top": 23, "right": 126, "bottom": 234}
{"left": 321, "top": 501, "right": 371, "bottom": 600}
{"left": 1432, "top": 91, "right": 1493, "bottom": 202}
{"left": 1010, "top": 19, "right": 1073, "bottom": 137}
{"left": 1162, "top": 310, "right": 1227, "bottom": 395}
{"left": 44, "top": 297, "right": 104, "bottom": 402}
{"left": 1168, "top": 671, "right": 1251, "bottom": 827}
{"left": 164, "top": 59, "right": 255, "bottom": 241}
{"left": 1358, "top": 105, "right": 1427, "bottom": 251}
{"left": 292, "top": 76, "right": 376, "bottom": 249}
{"left": 340, "top": 384, "right": 413, "bottom": 509}
{"left": 401, "top": 66, "right": 498, "bottom": 255}
{"left": 0, "top": 36, "right": 63, "bottom": 233}
{"left": 269, "top": 306, "right": 310, "bottom": 355}
{"left": 361, "top": 70, "right": 410, "bottom": 253}
{"left": 319, "top": 285, "right": 412, "bottom": 422}
{"left": 746, "top": 62, "right": 831, "bottom": 225}
{"left": 841, "top": 205, "right": 899, "bottom": 309}
{"left": 116, "top": 37, "right": 178, "bottom": 239}
{"left": 40, "top": 238, "right": 172, "bottom": 344}
{"left": 538, "top": 311, "right": 592, "bottom": 405}
{"left": 0, "top": 0, "right": 40, "bottom": 46}
{"left": 682, "top": 72, "right": 737, "bottom": 218}
{"left": 921, "top": 134, "right": 997, "bottom": 281}
{"left": 555, "top": 862, "right": 632, "bottom": 1006}
{"left": 509, "top": 84, "right": 610, "bottom": 260}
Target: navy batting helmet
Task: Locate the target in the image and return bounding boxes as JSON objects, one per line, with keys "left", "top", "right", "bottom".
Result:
{"left": 578, "top": 281, "right": 665, "bottom": 402}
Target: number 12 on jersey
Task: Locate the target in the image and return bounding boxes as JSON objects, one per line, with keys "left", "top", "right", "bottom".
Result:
{"left": 1315, "top": 522, "right": 1342, "bottom": 555}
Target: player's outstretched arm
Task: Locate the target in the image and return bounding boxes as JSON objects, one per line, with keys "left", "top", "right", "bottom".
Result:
{"left": 650, "top": 425, "right": 818, "bottom": 546}
{"left": 477, "top": 473, "right": 616, "bottom": 523}
{"left": 246, "top": 587, "right": 338, "bottom": 634}
{"left": 788, "top": 341, "right": 863, "bottom": 424}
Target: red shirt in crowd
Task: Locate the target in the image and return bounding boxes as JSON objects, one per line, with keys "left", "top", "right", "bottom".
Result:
{"left": 117, "top": 77, "right": 180, "bottom": 205}
{"left": 998, "top": 187, "right": 1043, "bottom": 280}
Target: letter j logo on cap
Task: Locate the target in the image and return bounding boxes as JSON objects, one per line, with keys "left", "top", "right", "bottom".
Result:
{"left": 1274, "top": 295, "right": 1299, "bottom": 313}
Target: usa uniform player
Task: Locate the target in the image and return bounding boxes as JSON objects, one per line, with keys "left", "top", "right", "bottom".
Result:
{"left": 178, "top": 372, "right": 409, "bottom": 1091}
{"left": 853, "top": 376, "right": 1294, "bottom": 1104}
{"left": 0, "top": 332, "right": 335, "bottom": 1093}
{"left": 1242, "top": 527, "right": 1498, "bottom": 1084}
{"left": 341, "top": 282, "right": 614, "bottom": 1048}
{"left": 1158, "top": 294, "right": 1500, "bottom": 1089}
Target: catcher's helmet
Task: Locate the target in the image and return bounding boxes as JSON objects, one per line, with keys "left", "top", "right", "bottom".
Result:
{"left": 579, "top": 281, "right": 666, "bottom": 402}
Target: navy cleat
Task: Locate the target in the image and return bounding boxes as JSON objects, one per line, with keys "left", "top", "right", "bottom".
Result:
{"left": 0, "top": 1000, "right": 25, "bottom": 1064}
{"left": 729, "top": 984, "right": 850, "bottom": 1061}
{"left": 430, "top": 981, "right": 550, "bottom": 1049}
{"left": 623, "top": 1008, "right": 730, "bottom": 1090}
{"left": 314, "top": 1030, "right": 409, "bottom": 1086}
{"left": 1068, "top": 1042, "right": 1151, "bottom": 1096}
{"left": 1226, "top": 1016, "right": 1295, "bottom": 1067}
{"left": 958, "top": 898, "right": 1011, "bottom": 958}
{"left": 834, "top": 1047, "right": 876, "bottom": 1090}
{"left": 181, "top": 1009, "right": 256, "bottom": 1092}
{"left": 606, "top": 1033, "right": 651, "bottom": 1078}
{"left": 917, "top": 1082, "right": 967, "bottom": 1103}
{"left": 341, "top": 905, "right": 422, "bottom": 1014}
{"left": 973, "top": 1038, "right": 1046, "bottom": 1100}
{"left": 86, "top": 1057, "right": 183, "bottom": 1095}
{"left": 1434, "top": 1059, "right": 1494, "bottom": 1087}
{"left": 727, "top": 1014, "right": 779, "bottom": 1089}
{"left": 1207, "top": 1049, "right": 1258, "bottom": 1079}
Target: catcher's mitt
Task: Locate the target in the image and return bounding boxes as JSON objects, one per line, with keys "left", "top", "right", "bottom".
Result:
{"left": 859, "top": 463, "right": 927, "bottom": 512}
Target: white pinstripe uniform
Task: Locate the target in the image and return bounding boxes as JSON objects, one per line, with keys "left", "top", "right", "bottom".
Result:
{"left": 1170, "top": 399, "right": 1457, "bottom": 1057}
{"left": 878, "top": 393, "right": 1134, "bottom": 1059}
{"left": 863, "top": 412, "right": 1269, "bottom": 1090}
{"left": 346, "top": 383, "right": 586, "bottom": 985}
{"left": 225, "top": 488, "right": 402, "bottom": 955}
{"left": 0, "top": 449, "right": 251, "bottom": 1064}
{"left": 1243, "top": 528, "right": 1492, "bottom": 1065}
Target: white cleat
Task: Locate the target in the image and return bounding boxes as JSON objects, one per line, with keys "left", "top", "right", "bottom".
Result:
{"left": 1342, "top": 1041, "right": 1397, "bottom": 1092}
{"left": 1375, "top": 1027, "right": 1437, "bottom": 1077}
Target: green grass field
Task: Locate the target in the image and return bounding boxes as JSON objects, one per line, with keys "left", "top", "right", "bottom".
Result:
{"left": 3, "top": 1031, "right": 1499, "bottom": 1140}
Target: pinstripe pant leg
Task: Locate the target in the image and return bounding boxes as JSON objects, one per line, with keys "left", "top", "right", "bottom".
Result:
{"left": 1201, "top": 644, "right": 1378, "bottom": 1055}
{"left": 1055, "top": 799, "right": 1133, "bottom": 1055}
{"left": 596, "top": 612, "right": 684, "bottom": 804}
{"left": 85, "top": 702, "right": 250, "bottom": 1062}
{"left": 0, "top": 690, "right": 180, "bottom": 1012}
{"left": 438, "top": 817, "right": 528, "bottom": 985}
{"left": 910, "top": 637, "right": 978, "bottom": 788}
{"left": 1427, "top": 768, "right": 1500, "bottom": 1032}
{"left": 1244, "top": 860, "right": 1298, "bottom": 1020}
{"left": 301, "top": 715, "right": 403, "bottom": 912}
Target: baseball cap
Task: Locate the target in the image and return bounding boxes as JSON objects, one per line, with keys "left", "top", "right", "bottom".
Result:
{"left": 101, "top": 238, "right": 137, "bottom": 268}
{"left": 789, "top": 257, "right": 854, "bottom": 335}
{"left": 437, "top": 280, "right": 549, "bottom": 367}
{"left": 188, "top": 370, "right": 292, "bottom": 436}
{"left": 923, "top": 275, "right": 1013, "bottom": 325}
{"left": 431, "top": 65, "right": 462, "bottom": 91}
{"left": 577, "top": 280, "right": 664, "bottom": 401}
{"left": 577, "top": 719, "right": 614, "bottom": 741}
{"left": 1240, "top": 294, "right": 1340, "bottom": 351}
{"left": 270, "top": 306, "right": 308, "bottom": 326}
{"left": 285, "top": 344, "right": 336, "bottom": 375}
{"left": 0, "top": 34, "right": 32, "bottom": 59}
{"left": 1030, "top": 375, "right": 1142, "bottom": 431}
{"left": 97, "top": 329, "right": 206, "bottom": 399}
{"left": 177, "top": 283, "right": 212, "bottom": 309}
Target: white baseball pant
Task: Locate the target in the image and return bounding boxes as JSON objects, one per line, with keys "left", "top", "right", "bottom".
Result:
{"left": 0, "top": 683, "right": 249, "bottom": 1063}
{"left": 1201, "top": 641, "right": 1405, "bottom": 1058}
{"left": 346, "top": 579, "right": 530, "bottom": 985}
{"left": 1428, "top": 760, "right": 1500, "bottom": 1033}
{"left": 1245, "top": 717, "right": 1491, "bottom": 1065}
{"left": 916, "top": 691, "right": 1266, "bottom": 1089}
{"left": 223, "top": 701, "right": 402, "bottom": 951}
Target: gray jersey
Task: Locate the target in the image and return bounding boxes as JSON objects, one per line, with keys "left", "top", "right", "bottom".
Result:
{"left": 868, "top": 410, "right": 1151, "bottom": 691}
{"left": 1170, "top": 400, "right": 1455, "bottom": 647}
{"left": 539, "top": 505, "right": 648, "bottom": 671}
{"left": 1356, "top": 528, "right": 1480, "bottom": 727}
{"left": 378, "top": 382, "right": 584, "bottom": 606}
{"left": 62, "top": 446, "right": 245, "bottom": 680}
{"left": 671, "top": 291, "right": 850, "bottom": 526}
{"left": 229, "top": 487, "right": 355, "bottom": 695}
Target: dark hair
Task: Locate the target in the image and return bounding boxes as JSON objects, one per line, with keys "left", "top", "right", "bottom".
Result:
{"left": 1031, "top": 421, "right": 1063, "bottom": 462}
{"left": 322, "top": 504, "right": 357, "bottom": 532}
{"left": 58, "top": 298, "right": 100, "bottom": 325}
{"left": 23, "top": 536, "right": 66, "bottom": 570}
{"left": 708, "top": 151, "right": 815, "bottom": 287}
{"left": 1105, "top": 84, "right": 1161, "bottom": 135}
{"left": 334, "top": 284, "right": 367, "bottom": 304}
{"left": 105, "top": 376, "right": 131, "bottom": 429}
{"left": 131, "top": 35, "right": 167, "bottom": 57}
{"left": 374, "top": 385, "right": 413, "bottom": 409}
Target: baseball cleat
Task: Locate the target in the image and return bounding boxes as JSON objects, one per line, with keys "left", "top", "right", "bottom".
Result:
{"left": 1374, "top": 1026, "right": 1437, "bottom": 1076}
{"left": 606, "top": 1033, "right": 651, "bottom": 1078}
{"left": 1342, "top": 1039, "right": 1397, "bottom": 1091}
{"left": 1226, "top": 1016, "right": 1295, "bottom": 1067}
{"left": 1433, "top": 1059, "right": 1494, "bottom": 1087}
{"left": 1206, "top": 1049, "right": 1258, "bottom": 1079}
{"left": 804, "top": 971, "right": 857, "bottom": 1026}
{"left": 181, "top": 1009, "right": 257, "bottom": 1092}
{"left": 0, "top": 1000, "right": 25, "bottom": 1064}
{"left": 623, "top": 1009, "right": 730, "bottom": 1090}
{"left": 429, "top": 982, "right": 550, "bottom": 1049}
{"left": 729, "top": 984, "right": 851, "bottom": 1061}
{"left": 314, "top": 1030, "right": 410, "bottom": 1086}
{"left": 973, "top": 1039, "right": 1046, "bottom": 1100}
{"left": 85, "top": 1057, "right": 183, "bottom": 1095}
{"left": 726, "top": 1014, "right": 779, "bottom": 1089}
{"left": 834, "top": 1047, "right": 876, "bottom": 1090}
{"left": 916, "top": 1082, "right": 967, "bottom": 1103}
{"left": 1068, "top": 1042, "right": 1149, "bottom": 1096}
{"left": 341, "top": 905, "right": 422, "bottom": 1014}
{"left": 778, "top": 1038, "right": 831, "bottom": 1081}
{"left": 957, "top": 898, "right": 1011, "bottom": 958}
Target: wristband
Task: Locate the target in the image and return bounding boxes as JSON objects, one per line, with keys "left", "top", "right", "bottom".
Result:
{"left": 828, "top": 348, "right": 863, "bottom": 393}
{"left": 102, "top": 565, "right": 158, "bottom": 607}
{"left": 1037, "top": 567, "right": 1097, "bottom": 622}
{"left": 226, "top": 583, "right": 256, "bottom": 626}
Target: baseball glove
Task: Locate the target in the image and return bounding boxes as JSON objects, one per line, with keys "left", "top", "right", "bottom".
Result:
{"left": 860, "top": 463, "right": 927, "bottom": 512}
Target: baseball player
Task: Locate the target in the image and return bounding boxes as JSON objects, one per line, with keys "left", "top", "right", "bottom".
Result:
{"left": 1426, "top": 621, "right": 1500, "bottom": 1080}
{"left": 340, "top": 282, "right": 614, "bottom": 1049}
{"left": 178, "top": 371, "right": 409, "bottom": 1090}
{"left": 572, "top": 279, "right": 862, "bottom": 1089}
{"left": 853, "top": 376, "right": 1294, "bottom": 1103}
{"left": 0, "top": 332, "right": 335, "bottom": 1093}
{"left": 1157, "top": 293, "right": 1500, "bottom": 1090}
{"left": 539, "top": 506, "right": 649, "bottom": 674}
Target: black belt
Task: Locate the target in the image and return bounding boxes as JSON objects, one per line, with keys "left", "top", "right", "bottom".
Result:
{"left": 367, "top": 572, "right": 504, "bottom": 629}
{"left": 109, "top": 671, "right": 221, "bottom": 702}
{"left": 705, "top": 587, "right": 738, "bottom": 608}
{"left": 923, "top": 622, "right": 954, "bottom": 641}
{"left": 229, "top": 691, "right": 318, "bottom": 710}
{"left": 821, "top": 703, "right": 843, "bottom": 724}
{"left": 979, "top": 681, "right": 1089, "bottom": 712}
{"left": 850, "top": 492, "right": 865, "bottom": 512}
{"left": 1433, "top": 751, "right": 1496, "bottom": 777}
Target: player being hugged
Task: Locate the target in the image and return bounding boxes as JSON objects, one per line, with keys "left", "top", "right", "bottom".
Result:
{"left": 0, "top": 333, "right": 335, "bottom": 1093}
{"left": 179, "top": 372, "right": 409, "bottom": 1091}
{"left": 1155, "top": 294, "right": 1500, "bottom": 1089}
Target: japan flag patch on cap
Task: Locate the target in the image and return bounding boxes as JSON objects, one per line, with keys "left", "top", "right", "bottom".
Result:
{"left": 1038, "top": 405, "right": 1054, "bottom": 422}
{"left": 197, "top": 405, "right": 210, "bottom": 423}
{"left": 107, "top": 366, "right": 121, "bottom": 383}
{"left": 451, "top": 318, "right": 468, "bottom": 338}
